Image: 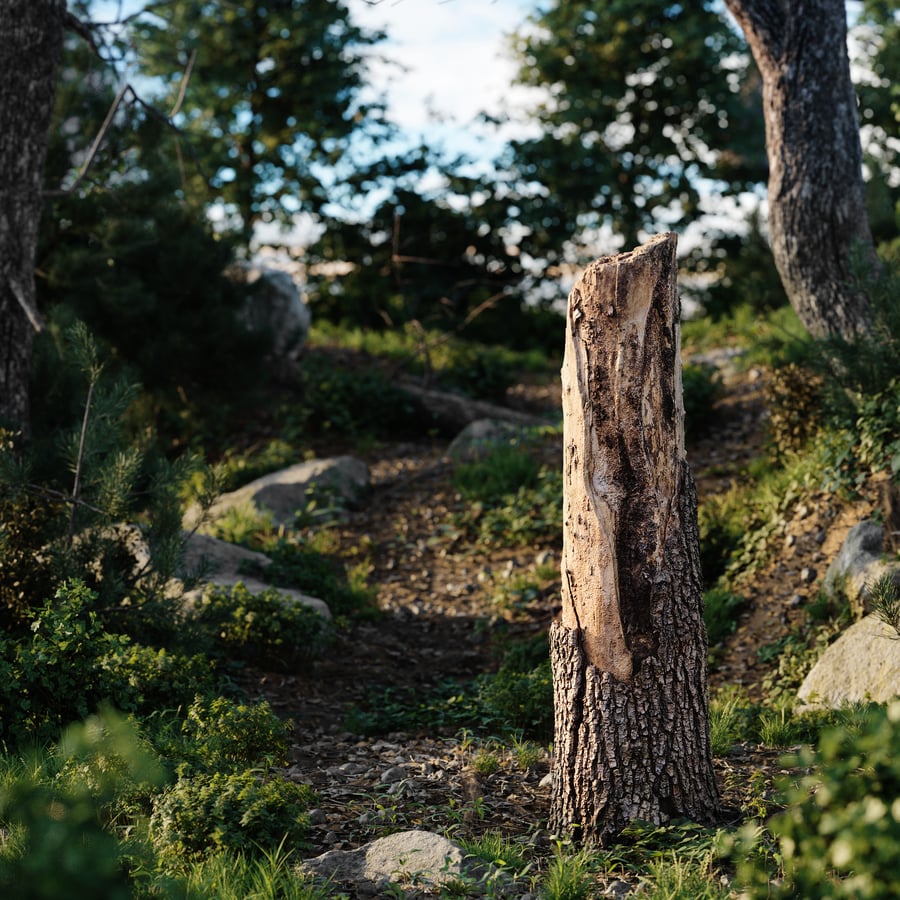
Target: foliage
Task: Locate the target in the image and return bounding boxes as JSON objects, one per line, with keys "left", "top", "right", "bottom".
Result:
{"left": 40, "top": 38, "right": 269, "bottom": 446}
{"left": 476, "top": 662, "right": 554, "bottom": 742}
{"left": 280, "top": 349, "right": 426, "bottom": 441}
{"left": 504, "top": 0, "right": 764, "bottom": 260}
{"left": 682, "top": 364, "right": 723, "bottom": 437}
{"left": 453, "top": 445, "right": 542, "bottom": 504}
{"left": 149, "top": 771, "right": 313, "bottom": 869}
{"left": 0, "top": 580, "right": 221, "bottom": 747}
{"left": 703, "top": 588, "right": 746, "bottom": 648}
{"left": 0, "top": 711, "right": 165, "bottom": 899}
{"left": 453, "top": 463, "right": 563, "bottom": 548}
{"left": 541, "top": 842, "right": 595, "bottom": 900}
{"left": 189, "top": 583, "right": 331, "bottom": 672}
{"left": 740, "top": 701, "right": 900, "bottom": 899}
{"left": 309, "top": 179, "right": 566, "bottom": 354}
{"left": 764, "top": 363, "right": 824, "bottom": 459}
{"left": 131, "top": 0, "right": 386, "bottom": 233}
{"left": 709, "top": 687, "right": 755, "bottom": 757}
{"left": 161, "top": 843, "right": 330, "bottom": 900}
{"left": 153, "top": 696, "right": 292, "bottom": 778}
{"left": 871, "top": 573, "right": 900, "bottom": 637}
{"left": 814, "top": 249, "right": 900, "bottom": 477}
{"left": 243, "top": 536, "right": 377, "bottom": 618}
{"left": 1, "top": 322, "right": 219, "bottom": 623}
{"left": 689, "top": 207, "right": 790, "bottom": 320}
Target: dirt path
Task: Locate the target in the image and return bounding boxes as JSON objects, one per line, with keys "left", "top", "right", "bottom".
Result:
{"left": 239, "top": 359, "right": 878, "bottom": 859}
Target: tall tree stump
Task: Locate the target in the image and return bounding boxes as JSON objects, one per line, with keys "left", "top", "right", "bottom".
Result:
{"left": 550, "top": 232, "right": 720, "bottom": 846}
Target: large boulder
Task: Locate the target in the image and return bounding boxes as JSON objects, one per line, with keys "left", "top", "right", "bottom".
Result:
{"left": 823, "top": 521, "right": 900, "bottom": 618}
{"left": 300, "top": 830, "right": 511, "bottom": 896}
{"left": 183, "top": 456, "right": 370, "bottom": 531}
{"left": 797, "top": 614, "right": 900, "bottom": 709}
{"left": 230, "top": 262, "right": 311, "bottom": 376}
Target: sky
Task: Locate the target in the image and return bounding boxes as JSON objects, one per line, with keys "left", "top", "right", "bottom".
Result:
{"left": 349, "top": 0, "right": 539, "bottom": 160}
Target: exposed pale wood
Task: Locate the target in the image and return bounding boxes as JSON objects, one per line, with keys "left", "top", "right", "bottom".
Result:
{"left": 551, "top": 232, "right": 720, "bottom": 846}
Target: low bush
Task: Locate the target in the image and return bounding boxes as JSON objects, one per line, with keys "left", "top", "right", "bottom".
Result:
{"left": 741, "top": 701, "right": 900, "bottom": 899}
{"left": 0, "top": 711, "right": 165, "bottom": 900}
{"left": 164, "top": 696, "right": 292, "bottom": 776}
{"left": 149, "top": 771, "right": 313, "bottom": 869}
{"left": 190, "top": 583, "right": 330, "bottom": 672}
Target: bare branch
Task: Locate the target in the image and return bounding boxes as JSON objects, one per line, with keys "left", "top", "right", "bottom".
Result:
{"left": 44, "top": 81, "right": 130, "bottom": 199}
{"left": 7, "top": 274, "right": 45, "bottom": 334}
{"left": 169, "top": 48, "right": 196, "bottom": 118}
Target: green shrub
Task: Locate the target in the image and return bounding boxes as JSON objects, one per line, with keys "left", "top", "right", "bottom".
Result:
{"left": 101, "top": 645, "right": 220, "bottom": 716}
{"left": 703, "top": 589, "right": 746, "bottom": 647}
{"left": 453, "top": 444, "right": 542, "bottom": 503}
{"left": 190, "top": 583, "right": 330, "bottom": 672}
{"left": 0, "top": 711, "right": 165, "bottom": 900}
{"left": 149, "top": 771, "right": 313, "bottom": 868}
{"left": 454, "top": 464, "right": 563, "bottom": 547}
{"left": 477, "top": 661, "right": 554, "bottom": 741}
{"left": 1, "top": 580, "right": 131, "bottom": 745}
{"left": 166, "top": 696, "right": 292, "bottom": 776}
{"left": 741, "top": 701, "right": 900, "bottom": 898}
{"left": 259, "top": 538, "right": 377, "bottom": 617}
{"left": 682, "top": 363, "right": 722, "bottom": 437}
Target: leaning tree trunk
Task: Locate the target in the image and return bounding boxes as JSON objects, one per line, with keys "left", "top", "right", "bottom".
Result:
{"left": 0, "top": 0, "right": 66, "bottom": 433}
{"left": 551, "top": 233, "right": 720, "bottom": 847}
{"left": 723, "top": 0, "right": 873, "bottom": 340}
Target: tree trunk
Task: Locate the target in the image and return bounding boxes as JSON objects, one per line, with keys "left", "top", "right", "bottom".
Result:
{"left": 0, "top": 0, "right": 66, "bottom": 432}
{"left": 551, "top": 232, "right": 720, "bottom": 847}
{"left": 723, "top": 0, "right": 873, "bottom": 339}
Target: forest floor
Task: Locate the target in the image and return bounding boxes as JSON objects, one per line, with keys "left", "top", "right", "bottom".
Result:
{"left": 234, "top": 349, "right": 881, "bottom": 883}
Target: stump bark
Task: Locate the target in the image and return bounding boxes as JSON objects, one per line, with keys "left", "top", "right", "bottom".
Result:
{"left": 551, "top": 232, "right": 720, "bottom": 846}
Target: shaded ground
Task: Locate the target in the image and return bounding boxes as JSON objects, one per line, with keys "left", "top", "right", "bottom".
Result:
{"left": 236, "top": 350, "right": 879, "bottom": 875}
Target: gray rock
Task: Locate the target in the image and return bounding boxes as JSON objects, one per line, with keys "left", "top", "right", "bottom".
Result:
{"left": 184, "top": 456, "right": 370, "bottom": 531}
{"left": 447, "top": 419, "right": 532, "bottom": 462}
{"left": 797, "top": 614, "right": 900, "bottom": 709}
{"left": 231, "top": 262, "right": 311, "bottom": 373}
{"left": 823, "top": 521, "right": 900, "bottom": 617}
{"left": 301, "top": 830, "right": 511, "bottom": 895}
{"left": 179, "top": 532, "right": 330, "bottom": 619}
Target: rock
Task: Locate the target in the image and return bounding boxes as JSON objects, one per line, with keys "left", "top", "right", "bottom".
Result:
{"left": 300, "top": 829, "right": 511, "bottom": 895}
{"left": 230, "top": 262, "right": 311, "bottom": 376}
{"left": 799, "top": 566, "right": 816, "bottom": 585}
{"left": 796, "top": 614, "right": 900, "bottom": 709}
{"left": 823, "top": 521, "right": 900, "bottom": 617}
{"left": 184, "top": 456, "right": 370, "bottom": 531}
{"left": 447, "top": 419, "right": 531, "bottom": 462}
{"left": 179, "top": 531, "right": 330, "bottom": 619}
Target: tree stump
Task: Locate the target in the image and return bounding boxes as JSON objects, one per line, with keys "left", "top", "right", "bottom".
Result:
{"left": 551, "top": 232, "right": 720, "bottom": 846}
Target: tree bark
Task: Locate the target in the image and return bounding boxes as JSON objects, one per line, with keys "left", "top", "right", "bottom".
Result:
{"left": 723, "top": 0, "right": 873, "bottom": 339}
{"left": 551, "top": 233, "right": 720, "bottom": 847}
{"left": 0, "top": 0, "right": 66, "bottom": 432}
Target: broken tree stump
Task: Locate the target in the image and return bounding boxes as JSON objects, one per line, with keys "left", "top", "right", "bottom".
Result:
{"left": 550, "top": 232, "right": 721, "bottom": 846}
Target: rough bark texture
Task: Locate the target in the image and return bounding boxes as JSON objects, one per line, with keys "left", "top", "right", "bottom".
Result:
{"left": 551, "top": 233, "right": 720, "bottom": 847}
{"left": 0, "top": 0, "right": 66, "bottom": 431}
{"left": 723, "top": 0, "right": 873, "bottom": 339}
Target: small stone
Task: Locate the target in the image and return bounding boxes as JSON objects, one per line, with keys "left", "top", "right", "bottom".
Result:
{"left": 784, "top": 534, "right": 796, "bottom": 548}
{"left": 535, "top": 550, "right": 555, "bottom": 567}
{"left": 308, "top": 808, "right": 327, "bottom": 825}
{"left": 815, "top": 529, "right": 827, "bottom": 544}
{"left": 323, "top": 831, "right": 339, "bottom": 844}
{"left": 799, "top": 567, "right": 817, "bottom": 584}
{"left": 604, "top": 880, "right": 634, "bottom": 897}
{"left": 789, "top": 594, "right": 804, "bottom": 608}
{"left": 380, "top": 765, "right": 407, "bottom": 784}
{"left": 539, "top": 772, "right": 553, "bottom": 789}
